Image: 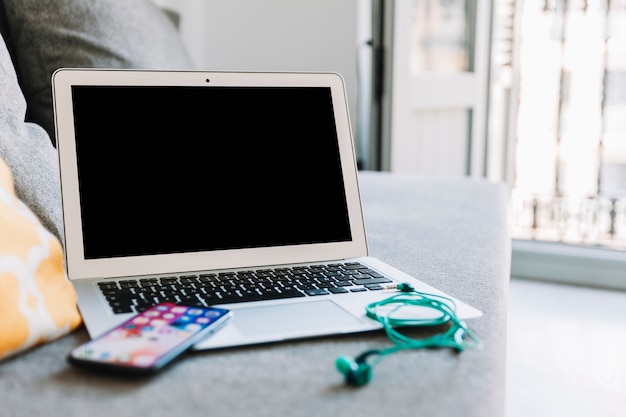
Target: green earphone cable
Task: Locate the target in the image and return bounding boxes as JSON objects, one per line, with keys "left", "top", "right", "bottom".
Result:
{"left": 363, "top": 283, "right": 483, "bottom": 367}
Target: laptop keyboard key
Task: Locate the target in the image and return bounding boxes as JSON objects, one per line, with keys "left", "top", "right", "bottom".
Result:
{"left": 98, "top": 282, "right": 119, "bottom": 290}
{"left": 343, "top": 263, "right": 368, "bottom": 270}
{"left": 328, "top": 287, "right": 349, "bottom": 294}
{"left": 352, "top": 277, "right": 392, "bottom": 286}
{"left": 365, "top": 284, "right": 383, "bottom": 290}
{"left": 304, "top": 288, "right": 330, "bottom": 296}
{"left": 111, "top": 305, "right": 133, "bottom": 314}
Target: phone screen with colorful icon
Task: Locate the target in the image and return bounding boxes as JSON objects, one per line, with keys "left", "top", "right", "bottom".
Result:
{"left": 68, "top": 303, "right": 231, "bottom": 374}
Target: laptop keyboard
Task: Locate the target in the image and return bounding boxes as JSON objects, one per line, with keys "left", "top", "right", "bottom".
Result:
{"left": 97, "top": 262, "right": 393, "bottom": 314}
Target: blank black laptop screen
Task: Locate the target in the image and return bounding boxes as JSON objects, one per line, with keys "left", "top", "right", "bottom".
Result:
{"left": 71, "top": 86, "right": 352, "bottom": 259}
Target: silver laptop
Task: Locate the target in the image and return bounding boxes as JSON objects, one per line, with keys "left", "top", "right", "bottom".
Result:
{"left": 52, "top": 69, "right": 481, "bottom": 350}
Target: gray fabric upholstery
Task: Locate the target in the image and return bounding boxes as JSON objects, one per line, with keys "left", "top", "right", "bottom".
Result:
{"left": 0, "top": 172, "right": 511, "bottom": 417}
{"left": 0, "top": 0, "right": 195, "bottom": 145}
{"left": 0, "top": 0, "right": 195, "bottom": 240}
{"left": 0, "top": 34, "right": 63, "bottom": 241}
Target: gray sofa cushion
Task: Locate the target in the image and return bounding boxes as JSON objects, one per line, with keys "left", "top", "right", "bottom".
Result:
{"left": 0, "top": 0, "right": 195, "bottom": 145}
{"left": 0, "top": 34, "right": 63, "bottom": 241}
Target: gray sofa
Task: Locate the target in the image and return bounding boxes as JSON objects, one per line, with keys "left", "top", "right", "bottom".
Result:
{"left": 0, "top": 1, "right": 511, "bottom": 416}
{"left": 0, "top": 0, "right": 194, "bottom": 243}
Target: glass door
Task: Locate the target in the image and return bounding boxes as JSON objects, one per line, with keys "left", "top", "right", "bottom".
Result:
{"left": 382, "top": 0, "right": 493, "bottom": 177}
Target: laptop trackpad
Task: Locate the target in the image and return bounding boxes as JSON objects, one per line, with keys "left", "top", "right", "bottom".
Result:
{"left": 233, "top": 300, "right": 364, "bottom": 338}
{"left": 193, "top": 300, "right": 367, "bottom": 350}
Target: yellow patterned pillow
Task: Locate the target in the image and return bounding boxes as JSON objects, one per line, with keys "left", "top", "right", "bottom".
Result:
{"left": 0, "top": 158, "right": 82, "bottom": 360}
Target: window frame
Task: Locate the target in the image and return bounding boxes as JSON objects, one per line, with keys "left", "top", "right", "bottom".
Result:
{"left": 512, "top": 239, "right": 626, "bottom": 290}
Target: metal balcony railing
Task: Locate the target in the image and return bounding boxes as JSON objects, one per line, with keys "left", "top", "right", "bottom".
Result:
{"left": 510, "top": 194, "right": 626, "bottom": 250}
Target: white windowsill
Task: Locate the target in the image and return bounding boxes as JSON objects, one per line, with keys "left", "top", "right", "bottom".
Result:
{"left": 511, "top": 239, "right": 626, "bottom": 291}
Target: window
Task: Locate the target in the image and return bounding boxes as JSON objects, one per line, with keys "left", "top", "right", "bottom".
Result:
{"left": 378, "top": 0, "right": 626, "bottom": 289}
{"left": 509, "top": 0, "right": 626, "bottom": 250}
{"left": 490, "top": 0, "right": 626, "bottom": 288}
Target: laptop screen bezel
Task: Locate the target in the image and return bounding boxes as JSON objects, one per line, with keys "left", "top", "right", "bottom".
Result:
{"left": 53, "top": 69, "right": 368, "bottom": 280}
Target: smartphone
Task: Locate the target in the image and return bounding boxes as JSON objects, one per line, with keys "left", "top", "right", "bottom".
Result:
{"left": 68, "top": 303, "right": 232, "bottom": 374}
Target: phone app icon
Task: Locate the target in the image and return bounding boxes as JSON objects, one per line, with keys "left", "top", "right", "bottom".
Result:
{"left": 188, "top": 309, "right": 203, "bottom": 316}
{"left": 185, "top": 323, "right": 202, "bottom": 332}
{"left": 134, "top": 355, "right": 157, "bottom": 367}
{"left": 133, "top": 316, "right": 149, "bottom": 324}
{"left": 171, "top": 306, "right": 187, "bottom": 314}
{"left": 157, "top": 326, "right": 173, "bottom": 335}
{"left": 195, "top": 317, "right": 210, "bottom": 324}
{"left": 117, "top": 353, "right": 132, "bottom": 363}
{"left": 110, "top": 328, "right": 126, "bottom": 337}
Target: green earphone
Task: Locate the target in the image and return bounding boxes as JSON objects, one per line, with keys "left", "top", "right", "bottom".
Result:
{"left": 336, "top": 283, "right": 483, "bottom": 387}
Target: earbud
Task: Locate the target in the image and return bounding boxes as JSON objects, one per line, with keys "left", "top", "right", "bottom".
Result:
{"left": 335, "top": 356, "right": 372, "bottom": 387}
{"left": 335, "top": 349, "right": 379, "bottom": 387}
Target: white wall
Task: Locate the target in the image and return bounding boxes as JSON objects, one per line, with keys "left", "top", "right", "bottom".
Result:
{"left": 153, "top": 0, "right": 362, "bottom": 152}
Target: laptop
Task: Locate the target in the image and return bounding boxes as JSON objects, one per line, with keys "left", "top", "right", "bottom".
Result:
{"left": 52, "top": 69, "right": 481, "bottom": 350}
